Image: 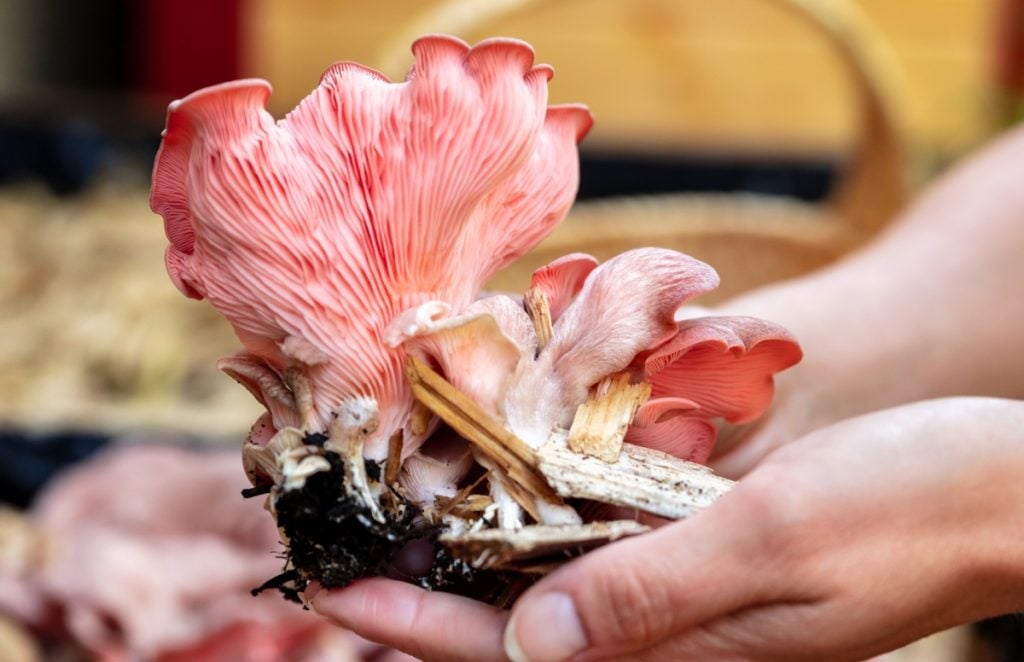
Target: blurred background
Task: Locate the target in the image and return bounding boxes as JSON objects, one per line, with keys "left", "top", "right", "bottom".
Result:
{"left": 1, "top": 0, "right": 1023, "bottom": 660}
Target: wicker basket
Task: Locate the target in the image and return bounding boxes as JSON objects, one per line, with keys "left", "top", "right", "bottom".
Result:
{"left": 379, "top": 0, "right": 910, "bottom": 301}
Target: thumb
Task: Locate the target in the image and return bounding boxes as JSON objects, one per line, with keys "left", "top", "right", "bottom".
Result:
{"left": 503, "top": 495, "right": 772, "bottom": 661}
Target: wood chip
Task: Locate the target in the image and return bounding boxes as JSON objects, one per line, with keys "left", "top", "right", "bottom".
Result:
{"left": 538, "top": 433, "right": 734, "bottom": 519}
{"left": 409, "top": 400, "right": 433, "bottom": 436}
{"left": 405, "top": 357, "right": 563, "bottom": 509}
{"left": 384, "top": 430, "right": 403, "bottom": 488}
{"left": 440, "top": 520, "right": 650, "bottom": 571}
{"left": 567, "top": 372, "right": 651, "bottom": 462}
{"left": 437, "top": 492, "right": 494, "bottom": 520}
{"left": 435, "top": 472, "right": 490, "bottom": 519}
{"left": 379, "top": 430, "right": 405, "bottom": 512}
{"left": 523, "top": 286, "right": 553, "bottom": 350}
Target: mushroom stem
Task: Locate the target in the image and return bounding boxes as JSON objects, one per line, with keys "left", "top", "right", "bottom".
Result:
{"left": 327, "top": 400, "right": 386, "bottom": 524}
{"left": 490, "top": 478, "right": 525, "bottom": 530}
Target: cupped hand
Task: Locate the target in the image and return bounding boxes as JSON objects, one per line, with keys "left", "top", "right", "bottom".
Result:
{"left": 312, "top": 397, "right": 1024, "bottom": 661}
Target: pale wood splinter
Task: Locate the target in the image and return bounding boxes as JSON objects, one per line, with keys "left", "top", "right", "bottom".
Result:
{"left": 440, "top": 520, "right": 650, "bottom": 571}
{"left": 523, "top": 286, "right": 553, "bottom": 350}
{"left": 567, "top": 372, "right": 652, "bottom": 462}
{"left": 539, "top": 433, "right": 734, "bottom": 519}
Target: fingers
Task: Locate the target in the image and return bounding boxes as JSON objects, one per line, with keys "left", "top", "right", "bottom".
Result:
{"left": 637, "top": 600, "right": 829, "bottom": 662}
{"left": 311, "top": 577, "right": 509, "bottom": 662}
{"left": 504, "top": 493, "right": 779, "bottom": 661}
{"left": 639, "top": 587, "right": 966, "bottom": 662}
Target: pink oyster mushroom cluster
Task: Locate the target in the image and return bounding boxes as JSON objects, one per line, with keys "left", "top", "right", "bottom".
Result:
{"left": 151, "top": 34, "right": 800, "bottom": 475}
{"left": 152, "top": 35, "right": 592, "bottom": 459}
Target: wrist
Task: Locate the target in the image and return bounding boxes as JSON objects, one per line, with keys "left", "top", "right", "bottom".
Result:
{"left": 945, "top": 398, "right": 1024, "bottom": 615}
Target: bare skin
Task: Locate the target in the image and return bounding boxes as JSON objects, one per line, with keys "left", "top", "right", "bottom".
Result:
{"left": 313, "top": 398, "right": 1024, "bottom": 661}
{"left": 312, "top": 127, "right": 1024, "bottom": 660}
{"left": 713, "top": 125, "right": 1024, "bottom": 476}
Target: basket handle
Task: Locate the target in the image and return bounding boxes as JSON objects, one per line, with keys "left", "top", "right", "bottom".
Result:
{"left": 777, "top": 0, "right": 909, "bottom": 239}
{"left": 375, "top": 0, "right": 909, "bottom": 242}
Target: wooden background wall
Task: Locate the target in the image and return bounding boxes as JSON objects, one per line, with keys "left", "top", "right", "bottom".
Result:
{"left": 242, "top": 0, "right": 1000, "bottom": 160}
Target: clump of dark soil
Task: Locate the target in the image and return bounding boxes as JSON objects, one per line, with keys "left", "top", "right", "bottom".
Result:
{"left": 251, "top": 450, "right": 516, "bottom": 605}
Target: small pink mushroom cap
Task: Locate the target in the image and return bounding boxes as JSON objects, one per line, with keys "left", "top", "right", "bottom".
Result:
{"left": 397, "top": 248, "right": 802, "bottom": 462}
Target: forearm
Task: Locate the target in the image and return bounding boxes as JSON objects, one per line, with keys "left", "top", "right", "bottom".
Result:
{"left": 962, "top": 398, "right": 1024, "bottom": 613}
{"left": 721, "top": 127, "right": 1024, "bottom": 421}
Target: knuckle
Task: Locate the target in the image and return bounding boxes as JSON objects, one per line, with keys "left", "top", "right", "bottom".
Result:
{"left": 728, "top": 471, "right": 820, "bottom": 573}
{"left": 576, "top": 554, "right": 674, "bottom": 650}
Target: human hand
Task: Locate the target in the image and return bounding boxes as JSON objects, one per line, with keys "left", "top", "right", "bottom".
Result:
{"left": 711, "top": 126, "right": 1024, "bottom": 478}
{"left": 312, "top": 397, "right": 1024, "bottom": 661}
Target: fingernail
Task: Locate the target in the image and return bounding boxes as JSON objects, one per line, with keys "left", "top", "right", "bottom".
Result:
{"left": 504, "top": 592, "right": 587, "bottom": 662}
{"left": 307, "top": 586, "right": 354, "bottom": 628}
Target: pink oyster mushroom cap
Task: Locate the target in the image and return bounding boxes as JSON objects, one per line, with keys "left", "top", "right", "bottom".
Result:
{"left": 151, "top": 35, "right": 592, "bottom": 458}
{"left": 395, "top": 248, "right": 802, "bottom": 463}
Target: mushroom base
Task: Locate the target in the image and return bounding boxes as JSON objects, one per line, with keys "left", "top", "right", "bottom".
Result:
{"left": 252, "top": 451, "right": 517, "bottom": 605}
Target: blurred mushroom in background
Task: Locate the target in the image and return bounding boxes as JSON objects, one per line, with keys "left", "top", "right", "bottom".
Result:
{"left": 0, "top": 442, "right": 379, "bottom": 661}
